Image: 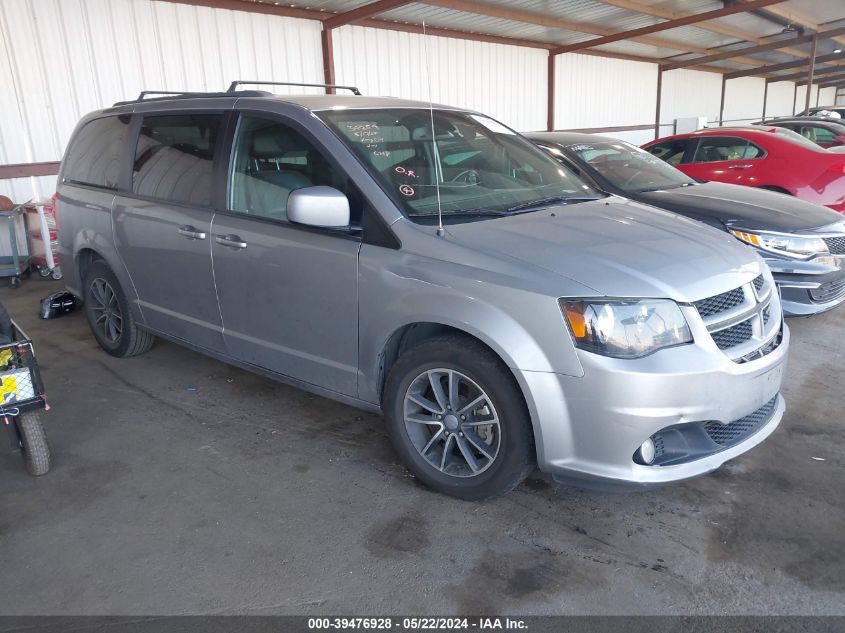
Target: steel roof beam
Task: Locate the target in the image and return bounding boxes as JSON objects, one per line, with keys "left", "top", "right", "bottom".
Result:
{"left": 726, "top": 52, "right": 845, "bottom": 79}
{"left": 421, "top": 0, "right": 718, "bottom": 56}
{"left": 322, "top": 0, "right": 413, "bottom": 30}
{"left": 761, "top": 5, "right": 845, "bottom": 48}
{"left": 594, "top": 0, "right": 809, "bottom": 59}
{"left": 661, "top": 26, "right": 845, "bottom": 71}
{"left": 768, "top": 65, "right": 845, "bottom": 83}
{"left": 815, "top": 75, "right": 845, "bottom": 89}
{"left": 549, "top": 0, "right": 787, "bottom": 56}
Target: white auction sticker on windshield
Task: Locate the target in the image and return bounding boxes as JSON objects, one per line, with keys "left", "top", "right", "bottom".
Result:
{"left": 470, "top": 115, "right": 515, "bottom": 135}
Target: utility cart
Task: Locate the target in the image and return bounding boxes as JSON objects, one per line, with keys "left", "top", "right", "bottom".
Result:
{"left": 0, "top": 204, "right": 31, "bottom": 288}
{"left": 0, "top": 303, "right": 50, "bottom": 475}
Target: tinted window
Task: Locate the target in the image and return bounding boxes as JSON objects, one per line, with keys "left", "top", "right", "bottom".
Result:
{"left": 646, "top": 139, "right": 690, "bottom": 165}
{"left": 566, "top": 140, "right": 694, "bottom": 192}
{"left": 132, "top": 114, "right": 223, "bottom": 206}
{"left": 63, "top": 115, "right": 131, "bottom": 188}
{"left": 693, "top": 137, "right": 764, "bottom": 163}
{"left": 228, "top": 115, "right": 356, "bottom": 223}
{"left": 800, "top": 125, "right": 836, "bottom": 144}
{"left": 318, "top": 108, "right": 599, "bottom": 221}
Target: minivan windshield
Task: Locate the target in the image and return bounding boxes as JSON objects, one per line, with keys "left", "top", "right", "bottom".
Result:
{"left": 565, "top": 140, "right": 695, "bottom": 192}
{"left": 317, "top": 108, "right": 601, "bottom": 221}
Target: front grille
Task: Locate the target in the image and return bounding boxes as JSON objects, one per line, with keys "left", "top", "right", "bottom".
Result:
{"left": 810, "top": 277, "right": 845, "bottom": 303}
{"left": 695, "top": 274, "right": 781, "bottom": 361}
{"left": 703, "top": 396, "right": 778, "bottom": 447}
{"left": 711, "top": 320, "right": 753, "bottom": 350}
{"left": 824, "top": 236, "right": 845, "bottom": 255}
{"left": 694, "top": 286, "right": 745, "bottom": 318}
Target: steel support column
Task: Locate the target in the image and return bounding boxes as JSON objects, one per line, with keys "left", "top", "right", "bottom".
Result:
{"left": 547, "top": 52, "right": 555, "bottom": 131}
{"left": 321, "top": 28, "right": 335, "bottom": 93}
{"left": 719, "top": 74, "right": 727, "bottom": 125}
{"left": 654, "top": 68, "right": 663, "bottom": 139}
{"left": 804, "top": 35, "right": 818, "bottom": 114}
{"left": 762, "top": 79, "right": 769, "bottom": 120}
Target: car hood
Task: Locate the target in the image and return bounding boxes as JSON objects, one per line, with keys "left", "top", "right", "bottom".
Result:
{"left": 632, "top": 181, "right": 844, "bottom": 233}
{"left": 444, "top": 196, "right": 761, "bottom": 303}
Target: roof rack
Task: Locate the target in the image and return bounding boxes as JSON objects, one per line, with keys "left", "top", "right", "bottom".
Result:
{"left": 112, "top": 80, "right": 361, "bottom": 107}
{"left": 227, "top": 80, "right": 362, "bottom": 95}
{"left": 113, "top": 90, "right": 270, "bottom": 106}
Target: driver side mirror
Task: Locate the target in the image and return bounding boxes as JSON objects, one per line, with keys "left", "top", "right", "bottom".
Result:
{"left": 287, "top": 186, "right": 350, "bottom": 228}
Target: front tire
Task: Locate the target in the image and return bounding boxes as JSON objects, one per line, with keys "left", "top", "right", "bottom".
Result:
{"left": 383, "top": 335, "right": 535, "bottom": 500}
{"left": 83, "top": 260, "right": 154, "bottom": 357}
{"left": 17, "top": 412, "right": 50, "bottom": 476}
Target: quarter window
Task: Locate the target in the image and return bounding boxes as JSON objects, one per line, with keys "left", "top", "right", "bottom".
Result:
{"left": 646, "top": 140, "right": 689, "bottom": 165}
{"left": 693, "top": 137, "right": 764, "bottom": 163}
{"left": 800, "top": 126, "right": 836, "bottom": 144}
{"left": 228, "top": 115, "right": 351, "bottom": 223}
{"left": 63, "top": 115, "right": 131, "bottom": 189}
{"left": 132, "top": 114, "right": 223, "bottom": 207}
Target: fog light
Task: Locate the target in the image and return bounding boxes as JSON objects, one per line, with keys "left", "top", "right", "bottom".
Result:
{"left": 637, "top": 438, "right": 656, "bottom": 465}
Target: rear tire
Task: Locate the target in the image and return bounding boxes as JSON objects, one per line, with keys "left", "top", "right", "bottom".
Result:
{"left": 0, "top": 301, "right": 14, "bottom": 343}
{"left": 83, "top": 260, "right": 154, "bottom": 358}
{"left": 17, "top": 412, "right": 50, "bottom": 476}
{"left": 383, "top": 335, "right": 535, "bottom": 500}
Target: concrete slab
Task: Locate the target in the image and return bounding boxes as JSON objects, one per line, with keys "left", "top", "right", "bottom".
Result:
{"left": 0, "top": 280, "right": 842, "bottom": 615}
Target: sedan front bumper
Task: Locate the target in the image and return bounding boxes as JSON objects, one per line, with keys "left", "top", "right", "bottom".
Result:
{"left": 768, "top": 258, "right": 845, "bottom": 316}
{"left": 515, "top": 321, "right": 789, "bottom": 490}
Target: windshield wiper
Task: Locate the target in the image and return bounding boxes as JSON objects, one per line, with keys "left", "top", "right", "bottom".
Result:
{"left": 411, "top": 209, "right": 511, "bottom": 218}
{"left": 637, "top": 182, "right": 696, "bottom": 193}
{"left": 506, "top": 195, "right": 601, "bottom": 212}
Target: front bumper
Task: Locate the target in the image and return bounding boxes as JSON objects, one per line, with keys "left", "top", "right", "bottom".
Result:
{"left": 770, "top": 260, "right": 845, "bottom": 316}
{"left": 516, "top": 321, "right": 789, "bottom": 489}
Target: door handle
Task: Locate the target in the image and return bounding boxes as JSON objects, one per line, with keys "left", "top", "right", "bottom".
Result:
{"left": 728, "top": 164, "right": 753, "bottom": 170}
{"left": 178, "top": 225, "right": 207, "bottom": 240}
{"left": 215, "top": 234, "right": 248, "bottom": 249}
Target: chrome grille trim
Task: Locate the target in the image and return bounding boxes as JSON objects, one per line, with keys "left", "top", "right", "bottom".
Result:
{"left": 695, "top": 273, "right": 781, "bottom": 362}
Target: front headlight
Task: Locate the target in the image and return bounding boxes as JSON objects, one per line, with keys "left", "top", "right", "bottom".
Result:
{"left": 560, "top": 299, "right": 692, "bottom": 359}
{"left": 730, "top": 229, "right": 829, "bottom": 259}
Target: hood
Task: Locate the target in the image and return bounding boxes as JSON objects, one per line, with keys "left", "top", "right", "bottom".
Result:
{"left": 444, "top": 196, "right": 761, "bottom": 303}
{"left": 632, "top": 181, "right": 844, "bottom": 233}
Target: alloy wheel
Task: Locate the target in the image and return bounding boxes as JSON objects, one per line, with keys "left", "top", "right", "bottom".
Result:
{"left": 89, "top": 278, "right": 123, "bottom": 344}
{"left": 403, "top": 368, "right": 501, "bottom": 478}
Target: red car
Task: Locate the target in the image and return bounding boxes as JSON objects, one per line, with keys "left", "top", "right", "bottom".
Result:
{"left": 643, "top": 127, "right": 845, "bottom": 213}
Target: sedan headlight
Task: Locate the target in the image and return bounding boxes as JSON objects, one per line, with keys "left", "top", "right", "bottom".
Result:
{"left": 560, "top": 299, "right": 692, "bottom": 359}
{"left": 730, "top": 229, "right": 829, "bottom": 259}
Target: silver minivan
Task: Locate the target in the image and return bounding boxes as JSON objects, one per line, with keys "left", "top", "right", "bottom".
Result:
{"left": 57, "top": 83, "right": 789, "bottom": 499}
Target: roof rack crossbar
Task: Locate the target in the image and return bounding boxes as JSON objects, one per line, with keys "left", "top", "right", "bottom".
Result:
{"left": 138, "top": 90, "right": 195, "bottom": 100}
{"left": 227, "top": 80, "right": 362, "bottom": 95}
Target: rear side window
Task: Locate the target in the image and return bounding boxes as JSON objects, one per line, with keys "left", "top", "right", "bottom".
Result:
{"left": 63, "top": 115, "right": 131, "bottom": 189}
{"left": 132, "top": 114, "right": 223, "bottom": 207}
{"left": 693, "top": 137, "right": 764, "bottom": 163}
{"left": 646, "top": 139, "right": 690, "bottom": 165}
{"left": 800, "top": 125, "right": 836, "bottom": 144}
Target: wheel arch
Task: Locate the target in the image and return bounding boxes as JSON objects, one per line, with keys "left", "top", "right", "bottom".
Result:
{"left": 374, "top": 320, "right": 551, "bottom": 466}
{"left": 75, "top": 247, "right": 104, "bottom": 292}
